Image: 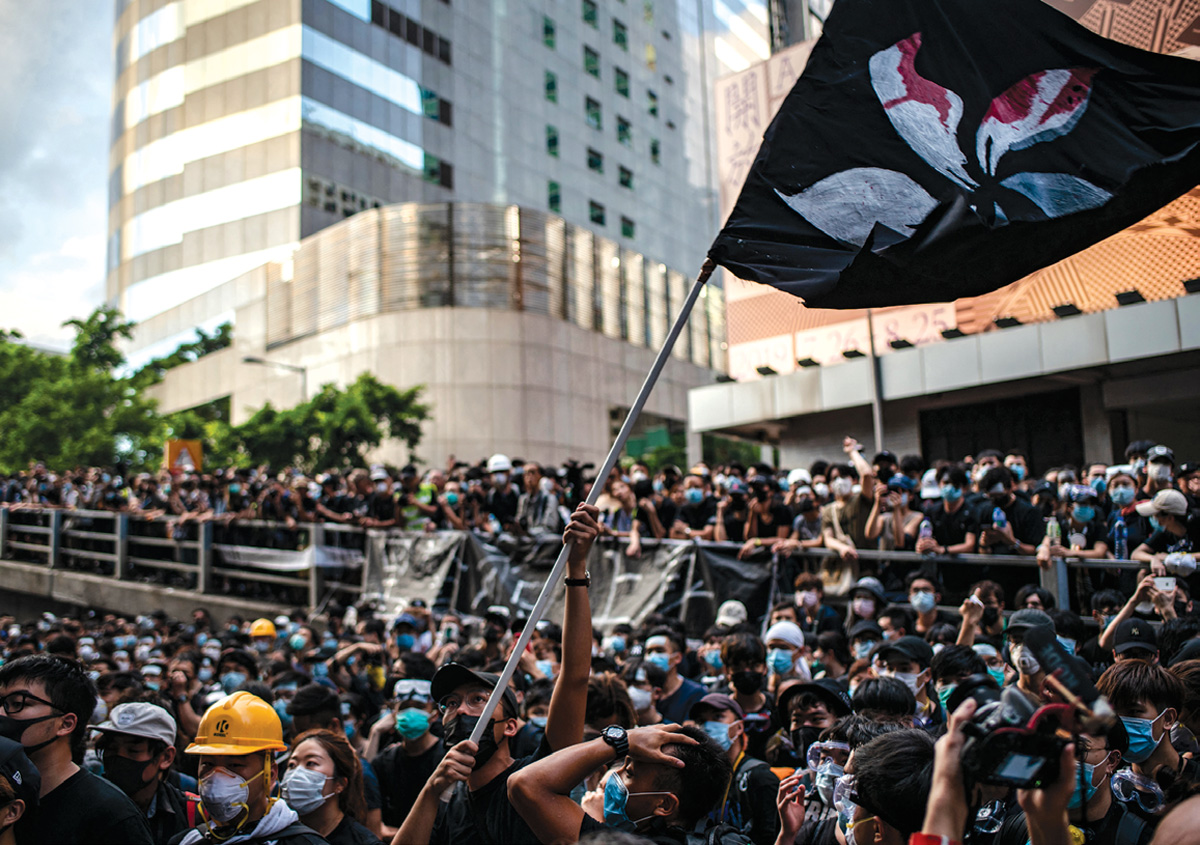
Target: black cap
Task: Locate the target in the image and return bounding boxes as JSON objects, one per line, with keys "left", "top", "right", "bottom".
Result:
{"left": 1006, "top": 609, "right": 1054, "bottom": 633}
{"left": 431, "top": 664, "right": 519, "bottom": 718}
{"left": 1147, "top": 445, "right": 1175, "bottom": 465}
{"left": 1179, "top": 462, "right": 1199, "bottom": 478}
{"left": 1031, "top": 481, "right": 1058, "bottom": 499}
{"left": 0, "top": 737, "right": 39, "bottom": 813}
{"left": 875, "top": 635, "right": 935, "bottom": 668}
{"left": 1169, "top": 639, "right": 1200, "bottom": 667}
{"left": 778, "top": 678, "right": 853, "bottom": 718}
{"left": 848, "top": 620, "right": 883, "bottom": 642}
{"left": 1114, "top": 619, "right": 1158, "bottom": 655}
{"left": 873, "top": 451, "right": 898, "bottom": 466}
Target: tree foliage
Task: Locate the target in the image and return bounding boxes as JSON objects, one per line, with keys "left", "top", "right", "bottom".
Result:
{"left": 131, "top": 322, "right": 232, "bottom": 390}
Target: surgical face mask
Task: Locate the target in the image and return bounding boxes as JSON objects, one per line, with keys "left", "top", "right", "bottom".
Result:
{"left": 252, "top": 641, "right": 270, "bottom": 654}
{"left": 685, "top": 488, "right": 704, "bottom": 505}
{"left": 887, "top": 669, "right": 925, "bottom": 696}
{"left": 767, "top": 648, "right": 795, "bottom": 676}
{"left": 628, "top": 686, "right": 653, "bottom": 711}
{"left": 1089, "top": 477, "right": 1107, "bottom": 495}
{"left": 910, "top": 591, "right": 936, "bottom": 614}
{"left": 1149, "top": 517, "right": 1163, "bottom": 534}
{"left": 815, "top": 759, "right": 844, "bottom": 805}
{"left": 632, "top": 471, "right": 649, "bottom": 484}
{"left": 445, "top": 491, "right": 460, "bottom": 506}
{"left": 812, "top": 482, "right": 830, "bottom": 499}
{"left": 1068, "top": 760, "right": 1108, "bottom": 810}
{"left": 396, "top": 633, "right": 416, "bottom": 651}
{"left": 219, "top": 671, "right": 248, "bottom": 694}
{"left": 603, "top": 772, "right": 668, "bottom": 832}
{"left": 1072, "top": 505, "right": 1096, "bottom": 523}
{"left": 281, "top": 766, "right": 331, "bottom": 815}
{"left": 609, "top": 635, "right": 627, "bottom": 653}
{"left": 375, "top": 482, "right": 389, "bottom": 494}
{"left": 703, "top": 650, "right": 723, "bottom": 670}
{"left": 853, "top": 639, "right": 876, "bottom": 660}
{"left": 1110, "top": 486, "right": 1135, "bottom": 507}
{"left": 987, "top": 666, "right": 1007, "bottom": 687}
{"left": 493, "top": 473, "right": 508, "bottom": 486}
{"left": 940, "top": 484, "right": 963, "bottom": 503}
{"left": 851, "top": 597, "right": 876, "bottom": 618}
{"left": 652, "top": 480, "right": 664, "bottom": 494}
{"left": 937, "top": 684, "right": 957, "bottom": 712}
{"left": 1010, "top": 464, "right": 1027, "bottom": 482}
{"left": 1056, "top": 636, "right": 1077, "bottom": 655}
{"left": 831, "top": 478, "right": 855, "bottom": 498}
{"left": 396, "top": 707, "right": 431, "bottom": 740}
{"left": 645, "top": 653, "right": 672, "bottom": 674}
{"left": 199, "top": 767, "right": 251, "bottom": 823}
{"left": 1121, "top": 712, "right": 1167, "bottom": 763}
{"left": 535, "top": 659, "right": 557, "bottom": 680}
{"left": 703, "top": 720, "right": 734, "bottom": 752}
{"left": 288, "top": 633, "right": 307, "bottom": 651}
{"left": 1010, "top": 644, "right": 1041, "bottom": 676}
{"left": 273, "top": 698, "right": 293, "bottom": 729}
{"left": 797, "top": 590, "right": 820, "bottom": 609}
{"left": 1149, "top": 464, "right": 1173, "bottom": 483}
{"left": 539, "top": 477, "right": 556, "bottom": 495}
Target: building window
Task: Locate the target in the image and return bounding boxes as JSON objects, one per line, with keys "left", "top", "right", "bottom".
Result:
{"left": 547, "top": 125, "right": 559, "bottom": 157}
{"left": 584, "top": 46, "right": 600, "bottom": 77}
{"left": 545, "top": 71, "right": 558, "bottom": 102}
{"left": 645, "top": 43, "right": 656, "bottom": 70}
{"left": 615, "top": 67, "right": 629, "bottom": 97}
{"left": 587, "top": 148, "right": 604, "bottom": 173}
{"left": 421, "top": 87, "right": 440, "bottom": 120}
{"left": 589, "top": 201, "right": 606, "bottom": 225}
{"left": 425, "top": 155, "right": 452, "bottom": 188}
{"left": 583, "top": 0, "right": 598, "bottom": 27}
{"left": 614, "top": 19, "right": 628, "bottom": 50}
{"left": 647, "top": 90, "right": 658, "bottom": 117}
{"left": 586, "top": 96, "right": 602, "bottom": 129}
{"left": 543, "top": 16, "right": 556, "bottom": 48}
{"left": 650, "top": 138, "right": 660, "bottom": 164}
{"left": 621, "top": 216, "right": 635, "bottom": 238}
{"left": 617, "top": 116, "right": 631, "bottom": 146}
{"left": 438, "top": 37, "right": 452, "bottom": 64}
{"left": 619, "top": 166, "right": 633, "bottom": 189}
{"left": 549, "top": 181, "right": 562, "bottom": 213}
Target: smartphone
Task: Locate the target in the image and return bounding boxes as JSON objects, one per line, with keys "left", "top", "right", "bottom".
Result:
{"left": 1154, "top": 576, "right": 1176, "bottom": 593}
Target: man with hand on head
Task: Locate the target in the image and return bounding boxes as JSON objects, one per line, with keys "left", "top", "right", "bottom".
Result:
{"left": 393, "top": 503, "right": 600, "bottom": 845}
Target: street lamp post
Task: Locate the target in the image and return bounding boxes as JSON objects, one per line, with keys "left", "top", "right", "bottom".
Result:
{"left": 242, "top": 356, "right": 308, "bottom": 401}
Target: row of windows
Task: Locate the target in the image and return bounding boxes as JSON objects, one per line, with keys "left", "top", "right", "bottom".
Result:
{"left": 546, "top": 127, "right": 635, "bottom": 188}
{"left": 544, "top": 13, "right": 629, "bottom": 52}
{"left": 584, "top": 50, "right": 660, "bottom": 118}
{"left": 303, "top": 176, "right": 385, "bottom": 218}
{"left": 542, "top": 75, "right": 663, "bottom": 165}
{"left": 545, "top": 183, "right": 635, "bottom": 239}
{"left": 369, "top": 0, "right": 452, "bottom": 65}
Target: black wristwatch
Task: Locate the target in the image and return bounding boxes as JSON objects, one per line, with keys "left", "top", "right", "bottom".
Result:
{"left": 565, "top": 570, "right": 591, "bottom": 588}
{"left": 601, "top": 724, "right": 629, "bottom": 758}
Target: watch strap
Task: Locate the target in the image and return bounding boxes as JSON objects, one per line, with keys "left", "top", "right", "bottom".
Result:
{"left": 565, "top": 570, "right": 591, "bottom": 587}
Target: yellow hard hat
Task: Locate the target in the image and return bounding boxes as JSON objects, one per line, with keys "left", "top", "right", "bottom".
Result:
{"left": 186, "top": 692, "right": 286, "bottom": 756}
{"left": 249, "top": 618, "right": 277, "bottom": 639}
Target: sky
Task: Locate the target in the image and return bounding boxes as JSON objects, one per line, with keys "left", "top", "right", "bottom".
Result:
{"left": 0, "top": 2, "right": 112, "bottom": 351}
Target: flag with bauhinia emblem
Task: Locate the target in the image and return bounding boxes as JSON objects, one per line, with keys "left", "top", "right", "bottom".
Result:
{"left": 708, "top": 0, "right": 1200, "bottom": 309}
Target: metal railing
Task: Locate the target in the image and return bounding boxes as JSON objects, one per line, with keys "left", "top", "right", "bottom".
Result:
{"left": 0, "top": 506, "right": 1150, "bottom": 615}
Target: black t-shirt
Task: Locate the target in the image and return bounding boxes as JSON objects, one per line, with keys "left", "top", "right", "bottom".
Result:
{"left": 725, "top": 757, "right": 781, "bottom": 845}
{"left": 656, "top": 676, "right": 707, "bottom": 724}
{"left": 487, "top": 487, "right": 520, "bottom": 525}
{"left": 1055, "top": 515, "right": 1109, "bottom": 551}
{"left": 430, "top": 738, "right": 552, "bottom": 845}
{"left": 326, "top": 813, "right": 383, "bottom": 845}
{"left": 746, "top": 505, "right": 794, "bottom": 539}
{"left": 926, "top": 501, "right": 974, "bottom": 547}
{"left": 367, "top": 492, "right": 397, "bottom": 522}
{"left": 1145, "top": 512, "right": 1200, "bottom": 555}
{"left": 970, "top": 495, "right": 1045, "bottom": 552}
{"left": 18, "top": 767, "right": 154, "bottom": 845}
{"left": 680, "top": 497, "right": 718, "bottom": 530}
{"left": 710, "top": 508, "right": 749, "bottom": 542}
{"left": 997, "top": 796, "right": 1152, "bottom": 845}
{"left": 373, "top": 739, "right": 446, "bottom": 827}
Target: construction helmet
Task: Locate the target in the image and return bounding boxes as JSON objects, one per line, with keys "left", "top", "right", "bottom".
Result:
{"left": 248, "top": 618, "right": 277, "bottom": 639}
{"left": 487, "top": 454, "right": 512, "bottom": 473}
{"left": 186, "top": 691, "right": 287, "bottom": 755}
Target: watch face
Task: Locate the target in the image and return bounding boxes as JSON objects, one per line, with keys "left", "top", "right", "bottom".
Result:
{"left": 604, "top": 725, "right": 622, "bottom": 738}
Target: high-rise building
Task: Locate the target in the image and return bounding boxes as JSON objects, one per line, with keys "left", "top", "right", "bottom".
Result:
{"left": 108, "top": 0, "right": 745, "bottom": 362}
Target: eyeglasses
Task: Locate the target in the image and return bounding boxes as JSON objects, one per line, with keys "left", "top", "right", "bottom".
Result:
{"left": 437, "top": 691, "right": 492, "bottom": 715}
{"left": 0, "top": 691, "right": 60, "bottom": 715}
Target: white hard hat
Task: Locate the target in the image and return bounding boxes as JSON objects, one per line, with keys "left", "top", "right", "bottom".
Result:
{"left": 487, "top": 454, "right": 512, "bottom": 473}
{"left": 787, "top": 468, "right": 812, "bottom": 487}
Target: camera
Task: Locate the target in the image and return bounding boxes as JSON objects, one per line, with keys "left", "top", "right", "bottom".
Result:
{"left": 947, "top": 674, "right": 1067, "bottom": 789}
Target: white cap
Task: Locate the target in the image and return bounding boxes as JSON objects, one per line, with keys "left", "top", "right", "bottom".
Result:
{"left": 920, "top": 468, "right": 940, "bottom": 500}
{"left": 787, "top": 468, "right": 812, "bottom": 487}
{"left": 1135, "top": 489, "right": 1188, "bottom": 518}
{"left": 369, "top": 464, "right": 390, "bottom": 481}
{"left": 715, "top": 600, "right": 748, "bottom": 628}
{"left": 92, "top": 702, "right": 178, "bottom": 747}
{"left": 487, "top": 454, "right": 512, "bottom": 473}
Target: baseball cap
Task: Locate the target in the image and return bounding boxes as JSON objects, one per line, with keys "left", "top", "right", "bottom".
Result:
{"left": 1135, "top": 489, "right": 1189, "bottom": 518}
{"left": 852, "top": 577, "right": 887, "bottom": 604}
{"left": 0, "top": 738, "right": 39, "bottom": 813}
{"left": 1114, "top": 619, "right": 1158, "bottom": 655}
{"left": 1147, "top": 445, "right": 1175, "bottom": 465}
{"left": 875, "top": 635, "right": 934, "bottom": 668}
{"left": 92, "top": 702, "right": 178, "bottom": 747}
{"left": 887, "top": 474, "right": 917, "bottom": 493}
{"left": 873, "top": 451, "right": 898, "bottom": 467}
{"left": 688, "top": 693, "right": 746, "bottom": 722}
{"left": 430, "top": 664, "right": 519, "bottom": 718}
{"left": 1006, "top": 608, "right": 1054, "bottom": 633}
{"left": 394, "top": 613, "right": 421, "bottom": 629}
{"left": 1179, "top": 462, "right": 1199, "bottom": 478}
{"left": 848, "top": 620, "right": 883, "bottom": 642}
{"left": 1068, "top": 484, "right": 1099, "bottom": 504}
{"left": 715, "top": 600, "right": 748, "bottom": 628}
{"left": 778, "top": 678, "right": 852, "bottom": 718}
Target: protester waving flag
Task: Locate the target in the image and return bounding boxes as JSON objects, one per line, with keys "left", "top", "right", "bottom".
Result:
{"left": 708, "top": 0, "right": 1200, "bottom": 309}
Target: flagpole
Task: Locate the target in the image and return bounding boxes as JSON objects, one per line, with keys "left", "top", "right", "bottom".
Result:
{"left": 465, "top": 258, "right": 716, "bottom": 748}
{"left": 865, "top": 308, "right": 885, "bottom": 454}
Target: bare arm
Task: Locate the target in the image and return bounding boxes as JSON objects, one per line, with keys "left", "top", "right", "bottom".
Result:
{"left": 1099, "top": 575, "right": 1154, "bottom": 650}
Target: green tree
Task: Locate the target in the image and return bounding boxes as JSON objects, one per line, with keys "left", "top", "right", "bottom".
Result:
{"left": 0, "top": 307, "right": 161, "bottom": 471}
{"left": 131, "top": 321, "right": 232, "bottom": 390}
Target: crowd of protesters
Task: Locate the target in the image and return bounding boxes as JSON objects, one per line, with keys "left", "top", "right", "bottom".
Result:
{"left": 0, "top": 437, "right": 1197, "bottom": 843}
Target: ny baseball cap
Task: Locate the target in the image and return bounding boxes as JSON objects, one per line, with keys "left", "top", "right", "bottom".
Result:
{"left": 1114, "top": 619, "right": 1158, "bottom": 655}
{"left": 0, "top": 738, "right": 39, "bottom": 813}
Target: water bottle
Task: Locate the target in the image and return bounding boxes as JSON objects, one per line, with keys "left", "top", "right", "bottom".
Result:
{"left": 992, "top": 507, "right": 1007, "bottom": 530}
{"left": 919, "top": 520, "right": 933, "bottom": 541}
{"left": 1112, "top": 516, "right": 1128, "bottom": 561}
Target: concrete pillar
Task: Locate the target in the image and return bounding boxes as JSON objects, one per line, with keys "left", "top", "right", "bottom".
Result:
{"left": 1080, "top": 383, "right": 1113, "bottom": 464}
{"left": 686, "top": 430, "right": 703, "bottom": 468}
{"left": 48, "top": 511, "right": 63, "bottom": 569}
{"left": 197, "top": 522, "right": 214, "bottom": 594}
{"left": 115, "top": 514, "right": 130, "bottom": 580}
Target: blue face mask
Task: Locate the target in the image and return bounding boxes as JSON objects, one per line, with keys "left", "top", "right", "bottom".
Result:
{"left": 645, "top": 653, "right": 672, "bottom": 673}
{"left": 1056, "top": 636, "right": 1077, "bottom": 655}
{"left": 1073, "top": 505, "right": 1096, "bottom": 523}
{"left": 987, "top": 666, "right": 1006, "bottom": 687}
{"left": 685, "top": 488, "right": 704, "bottom": 505}
{"left": 936, "top": 684, "right": 957, "bottom": 712}
{"left": 603, "top": 772, "right": 667, "bottom": 832}
{"left": 1149, "top": 517, "right": 1163, "bottom": 533}
{"left": 396, "top": 633, "right": 416, "bottom": 651}
{"left": 767, "top": 648, "right": 795, "bottom": 676}
{"left": 1121, "top": 713, "right": 1166, "bottom": 763}
{"left": 344, "top": 721, "right": 357, "bottom": 741}
{"left": 288, "top": 633, "right": 307, "bottom": 651}
{"left": 652, "top": 479, "right": 664, "bottom": 493}
{"left": 1111, "top": 486, "right": 1135, "bottom": 507}
{"left": 703, "top": 720, "right": 734, "bottom": 751}
{"left": 446, "top": 492, "right": 459, "bottom": 506}
{"left": 1068, "top": 760, "right": 1106, "bottom": 809}
{"left": 610, "top": 636, "right": 627, "bottom": 653}
{"left": 704, "top": 650, "right": 723, "bottom": 670}
{"left": 273, "top": 698, "right": 293, "bottom": 728}
{"left": 396, "top": 707, "right": 431, "bottom": 740}
{"left": 940, "top": 485, "right": 963, "bottom": 503}
{"left": 195, "top": 633, "right": 208, "bottom": 647}
{"left": 198, "top": 667, "right": 213, "bottom": 683}
{"left": 1089, "top": 477, "right": 1107, "bottom": 495}
{"left": 1011, "top": 465, "right": 1026, "bottom": 482}
{"left": 910, "top": 591, "right": 937, "bottom": 614}
{"left": 536, "top": 659, "right": 557, "bottom": 680}
{"left": 529, "top": 715, "right": 548, "bottom": 729}
{"left": 312, "top": 663, "right": 329, "bottom": 679}
{"left": 853, "top": 640, "right": 876, "bottom": 660}
{"left": 219, "top": 671, "right": 247, "bottom": 694}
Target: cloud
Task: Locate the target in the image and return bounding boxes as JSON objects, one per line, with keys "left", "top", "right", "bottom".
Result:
{"left": 0, "top": 1, "right": 111, "bottom": 347}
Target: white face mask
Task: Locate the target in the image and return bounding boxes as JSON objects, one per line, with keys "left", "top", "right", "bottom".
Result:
{"left": 539, "top": 477, "right": 556, "bottom": 495}
{"left": 199, "top": 768, "right": 251, "bottom": 822}
{"left": 887, "top": 669, "right": 924, "bottom": 696}
{"left": 628, "top": 686, "right": 652, "bottom": 712}
{"left": 812, "top": 482, "right": 830, "bottom": 499}
{"left": 831, "top": 478, "right": 855, "bottom": 498}
{"left": 281, "top": 766, "right": 332, "bottom": 815}
{"left": 1011, "top": 644, "right": 1041, "bottom": 676}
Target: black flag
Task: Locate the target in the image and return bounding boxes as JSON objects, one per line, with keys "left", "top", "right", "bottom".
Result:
{"left": 708, "top": 0, "right": 1200, "bottom": 309}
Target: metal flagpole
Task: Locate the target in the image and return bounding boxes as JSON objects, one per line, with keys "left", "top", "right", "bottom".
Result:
{"left": 865, "top": 308, "right": 885, "bottom": 453}
{"left": 465, "top": 258, "right": 716, "bottom": 747}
